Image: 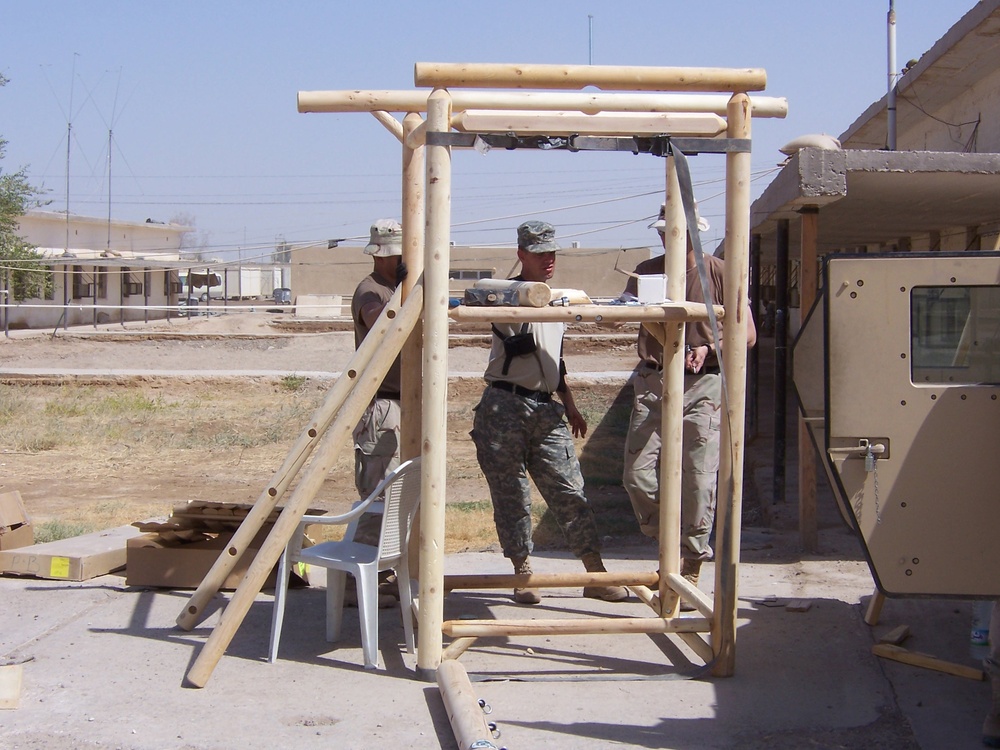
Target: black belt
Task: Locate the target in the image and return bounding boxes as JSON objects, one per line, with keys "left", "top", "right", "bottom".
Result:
{"left": 376, "top": 390, "right": 401, "bottom": 400}
{"left": 642, "top": 361, "right": 720, "bottom": 375}
{"left": 490, "top": 380, "right": 552, "bottom": 402}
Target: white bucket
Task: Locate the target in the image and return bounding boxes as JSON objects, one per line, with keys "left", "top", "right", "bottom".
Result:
{"left": 636, "top": 274, "right": 667, "bottom": 304}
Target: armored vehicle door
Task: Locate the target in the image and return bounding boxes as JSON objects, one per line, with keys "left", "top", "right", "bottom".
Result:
{"left": 794, "top": 253, "right": 1000, "bottom": 597}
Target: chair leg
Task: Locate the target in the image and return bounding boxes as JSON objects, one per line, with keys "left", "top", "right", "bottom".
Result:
{"left": 268, "top": 545, "right": 292, "bottom": 663}
{"left": 356, "top": 564, "right": 380, "bottom": 669}
{"left": 397, "top": 562, "right": 415, "bottom": 654}
{"left": 326, "top": 570, "right": 348, "bottom": 643}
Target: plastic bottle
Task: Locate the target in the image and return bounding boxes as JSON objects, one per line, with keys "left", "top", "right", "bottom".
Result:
{"left": 971, "top": 600, "right": 993, "bottom": 661}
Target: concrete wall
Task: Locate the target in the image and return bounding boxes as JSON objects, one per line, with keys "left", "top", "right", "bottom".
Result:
{"left": 895, "top": 65, "right": 1000, "bottom": 153}
{"left": 290, "top": 244, "right": 651, "bottom": 302}
{"left": 17, "top": 211, "right": 190, "bottom": 257}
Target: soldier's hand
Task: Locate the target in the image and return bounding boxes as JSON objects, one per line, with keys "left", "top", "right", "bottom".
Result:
{"left": 395, "top": 261, "right": 408, "bottom": 286}
{"left": 566, "top": 407, "right": 588, "bottom": 439}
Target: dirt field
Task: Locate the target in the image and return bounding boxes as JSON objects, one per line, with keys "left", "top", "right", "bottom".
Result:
{"left": 0, "top": 310, "right": 650, "bottom": 551}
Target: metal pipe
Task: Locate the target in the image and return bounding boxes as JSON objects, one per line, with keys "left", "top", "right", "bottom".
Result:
{"left": 773, "top": 220, "right": 789, "bottom": 504}
{"left": 887, "top": 0, "right": 897, "bottom": 150}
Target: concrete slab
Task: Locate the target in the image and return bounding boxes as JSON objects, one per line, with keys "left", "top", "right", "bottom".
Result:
{"left": 2, "top": 528, "right": 992, "bottom": 749}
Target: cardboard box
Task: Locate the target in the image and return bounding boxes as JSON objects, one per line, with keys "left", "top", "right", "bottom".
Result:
{"left": 125, "top": 501, "right": 318, "bottom": 590}
{"left": 0, "top": 491, "right": 34, "bottom": 551}
{"left": 126, "top": 525, "right": 301, "bottom": 590}
{"left": 0, "top": 524, "right": 141, "bottom": 581}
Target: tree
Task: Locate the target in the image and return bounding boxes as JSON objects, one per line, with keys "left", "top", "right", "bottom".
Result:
{"left": 0, "top": 73, "right": 51, "bottom": 301}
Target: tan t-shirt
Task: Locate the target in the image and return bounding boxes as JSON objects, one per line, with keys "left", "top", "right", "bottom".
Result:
{"left": 352, "top": 271, "right": 401, "bottom": 394}
{"left": 484, "top": 320, "right": 564, "bottom": 393}
{"left": 625, "top": 253, "right": 726, "bottom": 368}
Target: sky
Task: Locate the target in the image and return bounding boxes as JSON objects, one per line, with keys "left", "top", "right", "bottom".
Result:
{"left": 1, "top": 1, "right": 971, "bottom": 263}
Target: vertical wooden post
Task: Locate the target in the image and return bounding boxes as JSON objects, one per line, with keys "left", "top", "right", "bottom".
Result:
{"left": 401, "top": 111, "right": 426, "bottom": 581}
{"left": 798, "top": 206, "right": 819, "bottom": 552}
{"left": 658, "top": 161, "right": 685, "bottom": 614}
{"left": 416, "top": 88, "right": 452, "bottom": 678}
{"left": 713, "top": 92, "right": 752, "bottom": 677}
{"left": 401, "top": 111, "right": 426, "bottom": 461}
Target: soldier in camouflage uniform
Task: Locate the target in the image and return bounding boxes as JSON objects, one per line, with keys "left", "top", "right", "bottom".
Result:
{"left": 471, "top": 220, "right": 628, "bottom": 605}
{"left": 621, "top": 204, "right": 755, "bottom": 608}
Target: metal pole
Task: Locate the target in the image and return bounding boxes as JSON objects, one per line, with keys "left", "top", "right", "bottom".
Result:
{"left": 887, "top": 0, "right": 897, "bottom": 150}
{"left": 748, "top": 233, "right": 761, "bottom": 440}
{"left": 773, "top": 219, "right": 790, "bottom": 504}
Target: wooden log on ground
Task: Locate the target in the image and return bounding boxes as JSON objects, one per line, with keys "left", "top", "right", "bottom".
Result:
{"left": 437, "top": 660, "right": 498, "bottom": 750}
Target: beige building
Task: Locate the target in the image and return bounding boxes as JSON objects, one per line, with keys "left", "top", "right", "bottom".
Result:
{"left": 749, "top": 0, "right": 1000, "bottom": 515}
{"left": 290, "top": 241, "right": 651, "bottom": 302}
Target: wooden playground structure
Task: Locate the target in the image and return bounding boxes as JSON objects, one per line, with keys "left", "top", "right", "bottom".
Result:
{"left": 173, "top": 59, "right": 786, "bottom": 743}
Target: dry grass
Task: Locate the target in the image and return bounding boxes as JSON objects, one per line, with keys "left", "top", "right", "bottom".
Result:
{"left": 0, "top": 378, "right": 645, "bottom": 552}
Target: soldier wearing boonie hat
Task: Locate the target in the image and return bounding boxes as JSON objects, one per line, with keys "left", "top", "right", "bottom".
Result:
{"left": 350, "top": 219, "right": 408, "bottom": 605}
{"left": 470, "top": 220, "right": 629, "bottom": 606}
{"left": 621, "top": 204, "right": 756, "bottom": 610}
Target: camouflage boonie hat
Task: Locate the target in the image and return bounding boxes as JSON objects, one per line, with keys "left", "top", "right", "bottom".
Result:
{"left": 517, "top": 220, "right": 560, "bottom": 253}
{"left": 364, "top": 219, "right": 403, "bottom": 257}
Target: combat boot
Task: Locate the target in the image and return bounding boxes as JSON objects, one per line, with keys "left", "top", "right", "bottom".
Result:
{"left": 679, "top": 559, "right": 702, "bottom": 612}
{"left": 511, "top": 556, "right": 541, "bottom": 605}
{"left": 581, "top": 552, "right": 629, "bottom": 602}
{"left": 983, "top": 666, "right": 1000, "bottom": 747}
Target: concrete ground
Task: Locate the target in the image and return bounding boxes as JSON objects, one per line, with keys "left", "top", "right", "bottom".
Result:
{"left": 2, "top": 502, "right": 992, "bottom": 750}
{"left": 1, "top": 334, "right": 994, "bottom": 749}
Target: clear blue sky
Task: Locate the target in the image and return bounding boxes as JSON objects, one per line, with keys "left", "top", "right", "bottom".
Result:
{"left": 2, "top": 1, "right": 968, "bottom": 262}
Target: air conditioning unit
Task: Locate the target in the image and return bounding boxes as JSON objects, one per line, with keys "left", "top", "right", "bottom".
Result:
{"left": 169, "top": 281, "right": 184, "bottom": 294}
{"left": 123, "top": 282, "right": 144, "bottom": 297}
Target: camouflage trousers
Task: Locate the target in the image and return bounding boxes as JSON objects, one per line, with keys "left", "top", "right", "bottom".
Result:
{"left": 622, "top": 364, "right": 721, "bottom": 560}
{"left": 471, "top": 386, "right": 601, "bottom": 561}
{"left": 351, "top": 397, "right": 401, "bottom": 545}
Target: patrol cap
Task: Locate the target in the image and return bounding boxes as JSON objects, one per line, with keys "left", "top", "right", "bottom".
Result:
{"left": 516, "top": 220, "right": 561, "bottom": 253}
{"left": 363, "top": 219, "right": 403, "bottom": 257}
{"left": 648, "top": 202, "right": 710, "bottom": 233}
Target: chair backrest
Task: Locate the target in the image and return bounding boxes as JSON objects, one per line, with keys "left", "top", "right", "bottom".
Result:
{"left": 376, "top": 457, "right": 422, "bottom": 563}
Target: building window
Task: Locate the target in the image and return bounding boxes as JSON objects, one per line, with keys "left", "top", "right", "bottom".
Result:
{"left": 449, "top": 269, "right": 494, "bottom": 281}
{"left": 164, "top": 270, "right": 182, "bottom": 295}
{"left": 911, "top": 285, "right": 1000, "bottom": 385}
{"left": 72, "top": 265, "right": 94, "bottom": 299}
{"left": 96, "top": 266, "right": 108, "bottom": 299}
{"left": 122, "top": 267, "right": 143, "bottom": 297}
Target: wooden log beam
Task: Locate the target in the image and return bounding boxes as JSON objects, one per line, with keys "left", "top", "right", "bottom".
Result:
{"left": 452, "top": 110, "right": 727, "bottom": 137}
{"left": 449, "top": 301, "right": 724, "bottom": 325}
{"left": 444, "top": 571, "right": 659, "bottom": 591}
{"left": 712, "top": 91, "right": 752, "bottom": 678}
{"left": 297, "top": 90, "right": 789, "bottom": 119}
{"left": 414, "top": 62, "right": 767, "bottom": 92}
{"left": 442, "top": 616, "right": 711, "bottom": 638}
{"left": 416, "top": 88, "right": 452, "bottom": 676}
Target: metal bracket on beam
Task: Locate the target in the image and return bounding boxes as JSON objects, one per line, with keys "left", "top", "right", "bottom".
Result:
{"left": 424, "top": 131, "right": 750, "bottom": 155}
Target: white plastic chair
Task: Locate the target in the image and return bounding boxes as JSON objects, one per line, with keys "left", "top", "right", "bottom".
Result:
{"left": 268, "top": 457, "right": 422, "bottom": 669}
